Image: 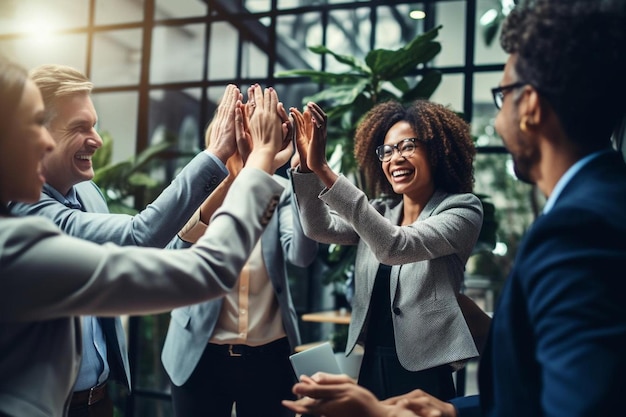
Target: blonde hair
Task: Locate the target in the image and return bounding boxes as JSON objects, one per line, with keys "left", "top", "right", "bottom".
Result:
{"left": 29, "top": 64, "right": 93, "bottom": 124}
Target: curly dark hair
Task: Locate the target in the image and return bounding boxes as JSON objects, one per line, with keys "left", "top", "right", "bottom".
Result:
{"left": 353, "top": 99, "right": 476, "bottom": 198}
{"left": 501, "top": 0, "right": 626, "bottom": 151}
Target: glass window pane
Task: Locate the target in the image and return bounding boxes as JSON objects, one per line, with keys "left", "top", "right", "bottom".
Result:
{"left": 208, "top": 22, "right": 238, "bottom": 80}
{"left": 91, "top": 29, "right": 142, "bottom": 87}
{"left": 433, "top": 1, "right": 466, "bottom": 68}
{"left": 242, "top": 40, "right": 269, "bottom": 79}
{"left": 0, "top": 34, "right": 88, "bottom": 73}
{"left": 92, "top": 91, "right": 140, "bottom": 163}
{"left": 376, "top": 4, "right": 425, "bottom": 50}
{"left": 149, "top": 88, "right": 202, "bottom": 153}
{"left": 326, "top": 8, "right": 371, "bottom": 72}
{"left": 151, "top": 24, "right": 205, "bottom": 83}
{"left": 472, "top": 72, "right": 503, "bottom": 146}
{"left": 95, "top": 0, "right": 144, "bottom": 25}
{"left": 429, "top": 73, "right": 464, "bottom": 113}
{"left": 277, "top": 12, "right": 323, "bottom": 71}
{"left": 472, "top": 153, "right": 544, "bottom": 280}
{"left": 155, "top": 0, "right": 207, "bottom": 19}
{"left": 475, "top": 0, "right": 509, "bottom": 65}
{"left": 0, "top": 0, "right": 89, "bottom": 34}
{"left": 245, "top": 0, "right": 271, "bottom": 12}
{"left": 135, "top": 313, "right": 171, "bottom": 392}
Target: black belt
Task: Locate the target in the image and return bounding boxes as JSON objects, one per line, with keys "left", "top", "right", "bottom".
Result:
{"left": 70, "top": 382, "right": 107, "bottom": 407}
{"left": 206, "top": 337, "right": 290, "bottom": 357}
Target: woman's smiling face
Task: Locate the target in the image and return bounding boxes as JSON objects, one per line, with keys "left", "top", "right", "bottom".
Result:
{"left": 381, "top": 120, "right": 434, "bottom": 199}
{"left": 0, "top": 79, "right": 55, "bottom": 205}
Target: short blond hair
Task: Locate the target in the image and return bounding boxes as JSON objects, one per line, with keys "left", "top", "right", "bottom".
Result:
{"left": 29, "top": 64, "right": 93, "bottom": 124}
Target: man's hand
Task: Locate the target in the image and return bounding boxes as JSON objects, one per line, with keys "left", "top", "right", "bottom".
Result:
{"left": 282, "top": 373, "right": 390, "bottom": 417}
{"left": 383, "top": 389, "right": 458, "bottom": 417}
{"left": 206, "top": 84, "right": 242, "bottom": 164}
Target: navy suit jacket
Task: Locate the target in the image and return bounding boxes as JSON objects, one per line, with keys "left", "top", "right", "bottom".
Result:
{"left": 452, "top": 150, "right": 626, "bottom": 417}
{"left": 10, "top": 152, "right": 226, "bottom": 390}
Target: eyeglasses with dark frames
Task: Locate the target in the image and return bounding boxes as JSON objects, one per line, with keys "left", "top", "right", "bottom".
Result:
{"left": 376, "top": 138, "right": 419, "bottom": 162}
{"left": 491, "top": 82, "right": 527, "bottom": 110}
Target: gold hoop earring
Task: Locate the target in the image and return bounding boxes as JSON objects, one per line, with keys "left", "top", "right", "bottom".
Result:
{"left": 520, "top": 116, "right": 529, "bottom": 132}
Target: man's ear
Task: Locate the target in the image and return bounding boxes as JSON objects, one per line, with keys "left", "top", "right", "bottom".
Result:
{"left": 519, "top": 86, "right": 543, "bottom": 128}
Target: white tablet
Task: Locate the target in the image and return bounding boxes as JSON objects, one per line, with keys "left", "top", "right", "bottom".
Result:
{"left": 289, "top": 342, "right": 342, "bottom": 377}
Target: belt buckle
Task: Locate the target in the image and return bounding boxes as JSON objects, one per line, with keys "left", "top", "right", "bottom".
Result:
{"left": 228, "top": 344, "right": 242, "bottom": 357}
{"left": 88, "top": 386, "right": 96, "bottom": 406}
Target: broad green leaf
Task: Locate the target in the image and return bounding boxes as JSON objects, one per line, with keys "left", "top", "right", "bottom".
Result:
{"left": 131, "top": 140, "right": 173, "bottom": 173}
{"left": 402, "top": 70, "right": 443, "bottom": 101}
{"left": 365, "top": 26, "right": 441, "bottom": 76}
{"left": 128, "top": 172, "right": 162, "bottom": 188}
{"left": 389, "top": 76, "right": 410, "bottom": 93}
{"left": 275, "top": 69, "right": 366, "bottom": 85}
{"left": 308, "top": 45, "right": 370, "bottom": 73}
{"left": 305, "top": 79, "right": 370, "bottom": 107}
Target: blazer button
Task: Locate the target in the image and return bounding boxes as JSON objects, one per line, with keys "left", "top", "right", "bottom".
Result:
{"left": 275, "top": 286, "right": 282, "bottom": 294}
{"left": 392, "top": 307, "right": 401, "bottom": 316}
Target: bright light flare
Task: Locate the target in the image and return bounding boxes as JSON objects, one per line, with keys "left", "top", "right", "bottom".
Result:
{"left": 409, "top": 10, "right": 426, "bottom": 20}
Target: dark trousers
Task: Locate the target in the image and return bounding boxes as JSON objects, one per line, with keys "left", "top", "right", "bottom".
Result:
{"left": 358, "top": 345, "right": 456, "bottom": 401}
{"left": 170, "top": 338, "right": 297, "bottom": 417}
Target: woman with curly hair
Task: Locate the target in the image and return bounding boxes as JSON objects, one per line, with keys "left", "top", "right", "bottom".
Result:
{"left": 288, "top": 99, "right": 483, "bottom": 401}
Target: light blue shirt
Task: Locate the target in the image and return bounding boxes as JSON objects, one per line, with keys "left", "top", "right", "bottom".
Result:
{"left": 542, "top": 149, "right": 611, "bottom": 214}
{"left": 62, "top": 188, "right": 110, "bottom": 391}
{"left": 74, "top": 316, "right": 109, "bottom": 390}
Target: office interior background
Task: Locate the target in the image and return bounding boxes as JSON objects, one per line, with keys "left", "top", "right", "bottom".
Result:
{"left": 4, "top": 0, "right": 603, "bottom": 415}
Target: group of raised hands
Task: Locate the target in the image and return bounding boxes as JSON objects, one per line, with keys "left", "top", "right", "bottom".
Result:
{"left": 206, "top": 83, "right": 336, "bottom": 185}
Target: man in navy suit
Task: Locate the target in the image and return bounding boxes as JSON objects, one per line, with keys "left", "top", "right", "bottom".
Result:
{"left": 10, "top": 65, "right": 241, "bottom": 417}
{"left": 281, "top": 1, "right": 626, "bottom": 417}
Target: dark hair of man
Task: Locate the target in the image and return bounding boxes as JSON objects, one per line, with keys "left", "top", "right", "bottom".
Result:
{"left": 500, "top": 0, "right": 626, "bottom": 153}
{"left": 353, "top": 99, "right": 476, "bottom": 198}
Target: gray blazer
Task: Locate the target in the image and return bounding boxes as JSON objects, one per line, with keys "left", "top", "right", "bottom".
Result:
{"left": 291, "top": 171, "right": 483, "bottom": 372}
{"left": 0, "top": 167, "right": 282, "bottom": 417}
{"left": 161, "top": 175, "right": 318, "bottom": 386}
{"left": 9, "top": 152, "right": 226, "bottom": 391}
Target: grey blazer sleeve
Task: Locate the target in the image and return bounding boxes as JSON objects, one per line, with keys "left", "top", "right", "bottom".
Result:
{"left": 10, "top": 152, "right": 226, "bottom": 248}
{"left": 292, "top": 171, "right": 483, "bottom": 265}
{"left": 290, "top": 170, "right": 360, "bottom": 245}
{"left": 322, "top": 176, "right": 483, "bottom": 265}
{"left": 0, "top": 167, "right": 283, "bottom": 321}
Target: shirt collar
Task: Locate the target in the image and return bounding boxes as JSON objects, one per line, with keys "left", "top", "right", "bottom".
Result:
{"left": 542, "top": 149, "right": 612, "bottom": 214}
{"left": 43, "top": 183, "right": 82, "bottom": 209}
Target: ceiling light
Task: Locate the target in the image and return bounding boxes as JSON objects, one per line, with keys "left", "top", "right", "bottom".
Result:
{"left": 409, "top": 10, "right": 426, "bottom": 20}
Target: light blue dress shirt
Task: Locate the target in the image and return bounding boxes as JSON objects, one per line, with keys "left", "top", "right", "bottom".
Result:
{"left": 62, "top": 188, "right": 110, "bottom": 391}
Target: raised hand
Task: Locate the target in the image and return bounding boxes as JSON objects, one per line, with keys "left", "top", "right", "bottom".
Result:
{"left": 289, "top": 106, "right": 313, "bottom": 173}
{"left": 290, "top": 102, "right": 338, "bottom": 188}
{"left": 243, "top": 84, "right": 291, "bottom": 174}
{"left": 273, "top": 101, "right": 295, "bottom": 171}
{"left": 205, "top": 84, "right": 242, "bottom": 164}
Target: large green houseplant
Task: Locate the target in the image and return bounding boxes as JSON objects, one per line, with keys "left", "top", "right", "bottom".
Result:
{"left": 277, "top": 27, "right": 498, "bottom": 352}
{"left": 92, "top": 131, "right": 175, "bottom": 214}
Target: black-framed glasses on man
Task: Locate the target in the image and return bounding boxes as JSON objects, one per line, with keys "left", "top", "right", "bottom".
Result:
{"left": 376, "top": 138, "right": 418, "bottom": 162}
{"left": 491, "top": 82, "right": 527, "bottom": 110}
